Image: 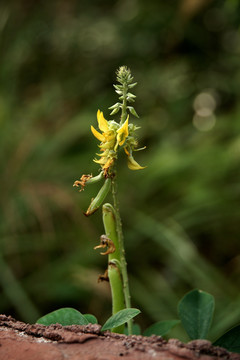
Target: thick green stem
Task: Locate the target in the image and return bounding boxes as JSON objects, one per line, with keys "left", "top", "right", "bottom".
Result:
{"left": 102, "top": 204, "right": 125, "bottom": 333}
{"left": 111, "top": 176, "right": 133, "bottom": 335}
{"left": 108, "top": 263, "right": 125, "bottom": 333}
{"left": 102, "top": 203, "right": 121, "bottom": 262}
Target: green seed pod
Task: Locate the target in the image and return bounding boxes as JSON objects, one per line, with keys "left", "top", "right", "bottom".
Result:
{"left": 84, "top": 177, "right": 111, "bottom": 216}
{"left": 86, "top": 171, "right": 104, "bottom": 184}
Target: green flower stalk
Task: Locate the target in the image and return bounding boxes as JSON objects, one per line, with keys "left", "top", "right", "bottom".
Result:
{"left": 74, "top": 66, "right": 145, "bottom": 335}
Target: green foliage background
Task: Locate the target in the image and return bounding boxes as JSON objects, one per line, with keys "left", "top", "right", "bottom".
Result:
{"left": 1, "top": 0, "right": 240, "bottom": 341}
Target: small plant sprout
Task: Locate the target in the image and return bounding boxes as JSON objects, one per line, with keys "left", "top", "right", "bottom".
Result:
{"left": 73, "top": 66, "right": 146, "bottom": 334}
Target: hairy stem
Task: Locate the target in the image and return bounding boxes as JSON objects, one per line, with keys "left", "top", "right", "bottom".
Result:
{"left": 120, "top": 82, "right": 128, "bottom": 125}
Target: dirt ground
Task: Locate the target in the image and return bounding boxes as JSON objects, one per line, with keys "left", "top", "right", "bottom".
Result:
{"left": 0, "top": 315, "right": 239, "bottom": 360}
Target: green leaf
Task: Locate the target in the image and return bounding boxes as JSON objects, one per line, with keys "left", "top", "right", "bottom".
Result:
{"left": 84, "top": 314, "right": 98, "bottom": 324}
{"left": 178, "top": 289, "right": 215, "bottom": 340}
{"left": 36, "top": 307, "right": 89, "bottom": 326}
{"left": 143, "top": 320, "right": 180, "bottom": 337}
{"left": 102, "top": 308, "right": 141, "bottom": 332}
{"left": 213, "top": 325, "right": 240, "bottom": 353}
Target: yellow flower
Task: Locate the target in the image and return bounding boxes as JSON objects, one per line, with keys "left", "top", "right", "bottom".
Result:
{"left": 117, "top": 116, "right": 129, "bottom": 146}
{"left": 91, "top": 125, "right": 105, "bottom": 142}
{"left": 97, "top": 109, "right": 109, "bottom": 132}
{"left": 91, "top": 110, "right": 118, "bottom": 174}
{"left": 91, "top": 110, "right": 145, "bottom": 174}
{"left": 91, "top": 110, "right": 110, "bottom": 142}
{"left": 127, "top": 154, "right": 146, "bottom": 170}
{"left": 91, "top": 110, "right": 115, "bottom": 146}
{"left": 124, "top": 147, "right": 146, "bottom": 170}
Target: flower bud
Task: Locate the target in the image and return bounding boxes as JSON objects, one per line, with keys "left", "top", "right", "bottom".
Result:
{"left": 127, "top": 155, "right": 146, "bottom": 170}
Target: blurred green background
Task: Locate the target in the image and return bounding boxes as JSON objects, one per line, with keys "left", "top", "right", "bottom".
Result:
{"left": 1, "top": 0, "right": 240, "bottom": 341}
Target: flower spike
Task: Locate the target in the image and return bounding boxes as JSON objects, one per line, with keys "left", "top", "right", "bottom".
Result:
{"left": 79, "top": 67, "right": 146, "bottom": 179}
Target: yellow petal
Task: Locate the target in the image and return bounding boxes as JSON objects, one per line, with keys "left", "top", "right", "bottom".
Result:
{"left": 91, "top": 125, "right": 105, "bottom": 142}
{"left": 93, "top": 157, "right": 106, "bottom": 165}
{"left": 117, "top": 116, "right": 129, "bottom": 146}
{"left": 97, "top": 110, "right": 109, "bottom": 132}
{"left": 127, "top": 155, "right": 146, "bottom": 170}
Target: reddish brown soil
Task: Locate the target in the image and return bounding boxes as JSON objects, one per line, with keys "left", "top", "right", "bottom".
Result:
{"left": 0, "top": 315, "right": 239, "bottom": 360}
